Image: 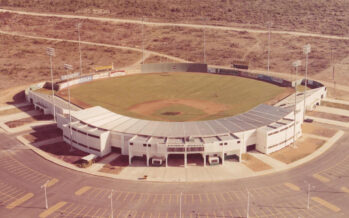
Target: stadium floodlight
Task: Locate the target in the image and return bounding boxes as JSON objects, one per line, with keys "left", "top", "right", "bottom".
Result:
{"left": 266, "top": 21, "right": 273, "bottom": 73}
{"left": 303, "top": 44, "right": 311, "bottom": 120}
{"left": 77, "top": 23, "right": 83, "bottom": 76}
{"left": 108, "top": 189, "right": 114, "bottom": 218}
{"left": 64, "top": 64, "right": 74, "bottom": 152}
{"left": 41, "top": 180, "right": 50, "bottom": 209}
{"left": 46, "top": 47, "right": 56, "bottom": 122}
{"left": 292, "top": 60, "right": 301, "bottom": 148}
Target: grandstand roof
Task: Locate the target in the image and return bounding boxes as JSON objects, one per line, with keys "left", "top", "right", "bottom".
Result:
{"left": 71, "top": 104, "right": 292, "bottom": 138}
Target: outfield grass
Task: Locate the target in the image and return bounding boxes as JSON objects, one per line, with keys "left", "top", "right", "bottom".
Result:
{"left": 65, "top": 72, "right": 288, "bottom": 121}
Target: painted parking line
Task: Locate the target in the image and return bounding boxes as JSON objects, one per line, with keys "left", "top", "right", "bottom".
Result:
{"left": 341, "top": 187, "right": 349, "bottom": 194}
{"left": 74, "top": 186, "right": 92, "bottom": 196}
{"left": 46, "top": 178, "right": 59, "bottom": 188}
{"left": 283, "top": 182, "right": 300, "bottom": 191}
{"left": 6, "top": 192, "right": 34, "bottom": 209}
{"left": 311, "top": 197, "right": 340, "bottom": 212}
{"left": 39, "top": 201, "right": 67, "bottom": 218}
{"left": 313, "top": 173, "right": 330, "bottom": 183}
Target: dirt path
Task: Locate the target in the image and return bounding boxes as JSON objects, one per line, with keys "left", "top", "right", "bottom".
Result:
{"left": 1, "top": 9, "right": 348, "bottom": 41}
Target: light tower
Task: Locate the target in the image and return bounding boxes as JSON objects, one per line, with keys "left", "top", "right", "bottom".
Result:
{"left": 77, "top": 23, "right": 83, "bottom": 75}
{"left": 303, "top": 44, "right": 311, "bottom": 120}
{"left": 64, "top": 63, "right": 73, "bottom": 152}
{"left": 46, "top": 47, "right": 56, "bottom": 121}
{"left": 266, "top": 21, "right": 273, "bottom": 73}
{"left": 292, "top": 60, "right": 301, "bottom": 148}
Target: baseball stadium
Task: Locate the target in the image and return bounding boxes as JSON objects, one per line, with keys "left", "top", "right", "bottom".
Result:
{"left": 25, "top": 63, "right": 327, "bottom": 167}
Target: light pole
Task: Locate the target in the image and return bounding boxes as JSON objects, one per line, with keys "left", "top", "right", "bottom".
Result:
{"left": 46, "top": 47, "right": 56, "bottom": 122}
{"left": 304, "top": 181, "right": 315, "bottom": 209}
{"left": 203, "top": 17, "right": 207, "bottom": 64}
{"left": 77, "top": 23, "right": 83, "bottom": 76}
{"left": 292, "top": 60, "right": 301, "bottom": 148}
{"left": 142, "top": 17, "right": 145, "bottom": 65}
{"left": 108, "top": 189, "right": 114, "bottom": 218}
{"left": 41, "top": 180, "right": 50, "bottom": 209}
{"left": 64, "top": 63, "right": 73, "bottom": 152}
{"left": 179, "top": 192, "right": 182, "bottom": 218}
{"left": 303, "top": 44, "right": 311, "bottom": 120}
{"left": 246, "top": 190, "right": 250, "bottom": 218}
{"left": 266, "top": 22, "right": 273, "bottom": 73}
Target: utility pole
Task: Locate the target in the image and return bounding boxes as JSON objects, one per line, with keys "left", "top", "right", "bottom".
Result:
{"left": 46, "top": 47, "right": 56, "bottom": 121}
{"left": 203, "top": 17, "right": 207, "bottom": 64}
{"left": 64, "top": 63, "right": 73, "bottom": 152}
{"left": 303, "top": 44, "right": 311, "bottom": 120}
{"left": 292, "top": 60, "right": 301, "bottom": 148}
{"left": 142, "top": 17, "right": 145, "bottom": 64}
{"left": 41, "top": 180, "right": 50, "bottom": 209}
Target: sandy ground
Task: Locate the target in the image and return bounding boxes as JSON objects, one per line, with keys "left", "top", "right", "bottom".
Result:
{"left": 5, "top": 114, "right": 53, "bottom": 128}
{"left": 23, "top": 128, "right": 62, "bottom": 143}
{"left": 307, "top": 111, "right": 349, "bottom": 122}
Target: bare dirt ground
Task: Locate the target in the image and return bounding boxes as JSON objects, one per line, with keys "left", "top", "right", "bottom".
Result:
{"left": 129, "top": 98, "right": 230, "bottom": 117}
{"left": 23, "top": 128, "right": 62, "bottom": 143}
{"left": 0, "top": 32, "right": 141, "bottom": 91}
{"left": 242, "top": 153, "right": 272, "bottom": 172}
{"left": 0, "top": 12, "right": 348, "bottom": 90}
{"left": 1, "top": 0, "right": 348, "bottom": 36}
{"left": 270, "top": 137, "right": 325, "bottom": 164}
{"left": 0, "top": 105, "right": 33, "bottom": 116}
{"left": 301, "top": 123, "right": 337, "bottom": 138}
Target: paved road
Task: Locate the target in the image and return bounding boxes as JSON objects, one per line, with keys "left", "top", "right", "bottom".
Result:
{"left": 0, "top": 123, "right": 348, "bottom": 217}
{"left": 1, "top": 8, "right": 349, "bottom": 41}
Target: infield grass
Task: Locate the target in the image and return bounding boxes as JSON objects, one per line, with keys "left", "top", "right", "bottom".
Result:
{"left": 63, "top": 72, "right": 288, "bottom": 121}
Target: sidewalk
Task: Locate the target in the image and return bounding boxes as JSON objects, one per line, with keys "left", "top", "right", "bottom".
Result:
{"left": 323, "top": 98, "right": 349, "bottom": 106}
{"left": 305, "top": 115, "right": 349, "bottom": 128}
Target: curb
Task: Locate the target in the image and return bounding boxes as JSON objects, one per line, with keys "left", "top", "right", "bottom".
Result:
{"left": 14, "top": 130, "right": 345, "bottom": 183}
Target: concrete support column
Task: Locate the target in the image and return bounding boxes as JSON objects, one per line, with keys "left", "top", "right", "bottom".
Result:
{"left": 184, "top": 153, "right": 187, "bottom": 168}
{"left": 203, "top": 154, "right": 206, "bottom": 167}
{"left": 129, "top": 154, "right": 132, "bottom": 165}
{"left": 221, "top": 152, "right": 225, "bottom": 165}
{"left": 146, "top": 155, "right": 149, "bottom": 167}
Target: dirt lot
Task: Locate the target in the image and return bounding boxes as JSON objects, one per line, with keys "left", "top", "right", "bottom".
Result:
{"left": 301, "top": 123, "right": 337, "bottom": 138}
{"left": 242, "top": 153, "right": 272, "bottom": 172}
{"left": 307, "top": 111, "right": 349, "bottom": 122}
{"left": 0, "top": 105, "right": 33, "bottom": 116}
{"left": 5, "top": 114, "right": 53, "bottom": 128}
{"left": 23, "top": 128, "right": 62, "bottom": 143}
{"left": 39, "top": 141, "right": 88, "bottom": 164}
{"left": 0, "top": 12, "right": 348, "bottom": 91}
{"left": 2, "top": 0, "right": 348, "bottom": 36}
{"left": 270, "top": 137, "right": 325, "bottom": 164}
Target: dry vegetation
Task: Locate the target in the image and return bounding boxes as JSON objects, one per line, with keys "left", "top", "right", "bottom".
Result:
{"left": 302, "top": 123, "right": 337, "bottom": 138}
{"left": 1, "top": 0, "right": 348, "bottom": 36}
{"left": 270, "top": 137, "right": 325, "bottom": 164}
{"left": 242, "top": 153, "right": 272, "bottom": 172}
{"left": 1, "top": 12, "right": 348, "bottom": 92}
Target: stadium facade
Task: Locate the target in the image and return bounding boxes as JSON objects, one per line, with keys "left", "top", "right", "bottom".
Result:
{"left": 26, "top": 63, "right": 327, "bottom": 167}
